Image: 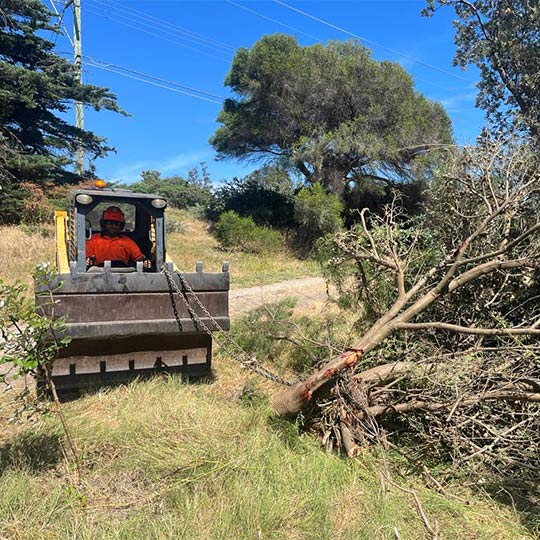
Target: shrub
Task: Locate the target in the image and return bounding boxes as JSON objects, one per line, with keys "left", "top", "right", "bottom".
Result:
{"left": 343, "top": 179, "right": 426, "bottom": 227}
{"left": 19, "top": 182, "right": 53, "bottom": 224}
{"left": 213, "top": 211, "right": 283, "bottom": 253}
{"left": 5, "top": 180, "right": 93, "bottom": 226}
{"left": 229, "top": 298, "right": 354, "bottom": 375}
{"left": 166, "top": 216, "right": 186, "bottom": 234}
{"left": 293, "top": 183, "right": 343, "bottom": 253}
{"left": 207, "top": 166, "right": 296, "bottom": 229}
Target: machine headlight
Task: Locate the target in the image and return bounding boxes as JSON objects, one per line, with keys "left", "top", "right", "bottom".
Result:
{"left": 75, "top": 194, "right": 93, "bottom": 205}
{"left": 151, "top": 198, "right": 167, "bottom": 209}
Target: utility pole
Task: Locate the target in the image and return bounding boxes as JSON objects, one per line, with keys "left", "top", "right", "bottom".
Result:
{"left": 72, "top": 0, "right": 85, "bottom": 176}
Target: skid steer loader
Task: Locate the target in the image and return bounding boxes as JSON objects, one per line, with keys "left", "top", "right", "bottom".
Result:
{"left": 34, "top": 183, "right": 230, "bottom": 391}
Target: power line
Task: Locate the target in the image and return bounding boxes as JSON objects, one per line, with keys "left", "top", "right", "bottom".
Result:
{"left": 85, "top": 56, "right": 225, "bottom": 104}
{"left": 223, "top": 0, "right": 323, "bottom": 43}
{"left": 86, "top": 4, "right": 231, "bottom": 63}
{"left": 90, "top": 0, "right": 236, "bottom": 54}
{"left": 90, "top": 63, "right": 223, "bottom": 104}
{"left": 272, "top": 0, "right": 475, "bottom": 83}
{"left": 86, "top": 0, "right": 233, "bottom": 60}
{"left": 86, "top": 56, "right": 226, "bottom": 100}
{"left": 47, "top": 0, "right": 74, "bottom": 47}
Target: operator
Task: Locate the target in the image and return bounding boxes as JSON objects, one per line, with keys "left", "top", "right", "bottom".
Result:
{"left": 86, "top": 206, "right": 151, "bottom": 269}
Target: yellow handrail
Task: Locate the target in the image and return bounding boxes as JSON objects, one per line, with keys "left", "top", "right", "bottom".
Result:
{"left": 55, "top": 210, "right": 69, "bottom": 273}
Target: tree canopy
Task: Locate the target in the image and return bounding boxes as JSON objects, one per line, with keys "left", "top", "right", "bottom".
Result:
{"left": 126, "top": 167, "right": 213, "bottom": 210}
{"left": 0, "top": 0, "right": 123, "bottom": 221}
{"left": 424, "top": 0, "right": 540, "bottom": 139}
{"left": 210, "top": 34, "right": 453, "bottom": 196}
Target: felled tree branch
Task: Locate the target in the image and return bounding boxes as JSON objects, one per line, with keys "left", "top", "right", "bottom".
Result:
{"left": 272, "top": 137, "right": 540, "bottom": 416}
{"left": 395, "top": 322, "right": 540, "bottom": 336}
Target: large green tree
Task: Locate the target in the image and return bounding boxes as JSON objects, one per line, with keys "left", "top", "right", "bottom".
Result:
{"left": 0, "top": 0, "right": 122, "bottom": 222}
{"left": 210, "top": 35, "right": 453, "bottom": 196}
{"left": 424, "top": 0, "right": 540, "bottom": 139}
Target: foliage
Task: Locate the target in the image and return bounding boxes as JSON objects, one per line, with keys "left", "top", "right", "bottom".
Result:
{"left": 165, "top": 215, "right": 186, "bottom": 234}
{"left": 231, "top": 298, "right": 355, "bottom": 375}
{"left": 210, "top": 35, "right": 453, "bottom": 197}
{"left": 294, "top": 183, "right": 343, "bottom": 253}
{"left": 424, "top": 0, "right": 540, "bottom": 139}
{"left": 0, "top": 264, "right": 70, "bottom": 383}
{"left": 207, "top": 165, "right": 296, "bottom": 229}
{"left": 282, "top": 135, "right": 540, "bottom": 487}
{"left": 343, "top": 178, "right": 427, "bottom": 227}
{"left": 0, "top": 180, "right": 24, "bottom": 224}
{"left": 0, "top": 0, "right": 124, "bottom": 223}
{"left": 317, "top": 203, "right": 441, "bottom": 320}
{"left": 165, "top": 210, "right": 318, "bottom": 288}
{"left": 212, "top": 210, "right": 283, "bottom": 254}
{"left": 12, "top": 181, "right": 93, "bottom": 225}
{"left": 127, "top": 165, "right": 212, "bottom": 209}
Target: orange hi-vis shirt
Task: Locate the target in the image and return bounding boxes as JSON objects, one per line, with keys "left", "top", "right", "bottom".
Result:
{"left": 86, "top": 233, "right": 144, "bottom": 266}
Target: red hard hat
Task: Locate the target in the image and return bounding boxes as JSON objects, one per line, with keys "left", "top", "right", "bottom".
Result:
{"left": 102, "top": 207, "right": 125, "bottom": 222}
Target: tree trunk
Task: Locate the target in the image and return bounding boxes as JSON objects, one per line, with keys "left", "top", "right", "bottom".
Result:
{"left": 271, "top": 322, "right": 396, "bottom": 416}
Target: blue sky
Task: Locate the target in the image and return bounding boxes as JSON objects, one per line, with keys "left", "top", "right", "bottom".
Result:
{"left": 50, "top": 0, "right": 484, "bottom": 185}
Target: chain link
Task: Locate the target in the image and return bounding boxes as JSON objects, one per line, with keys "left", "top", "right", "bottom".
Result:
{"left": 162, "top": 265, "right": 294, "bottom": 386}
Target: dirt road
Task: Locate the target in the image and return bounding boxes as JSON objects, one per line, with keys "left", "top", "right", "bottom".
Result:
{"left": 229, "top": 276, "right": 327, "bottom": 317}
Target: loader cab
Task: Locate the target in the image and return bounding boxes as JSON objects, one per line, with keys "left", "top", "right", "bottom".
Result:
{"left": 69, "top": 189, "right": 167, "bottom": 274}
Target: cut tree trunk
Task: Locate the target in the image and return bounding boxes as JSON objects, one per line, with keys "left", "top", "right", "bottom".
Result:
{"left": 271, "top": 322, "right": 397, "bottom": 416}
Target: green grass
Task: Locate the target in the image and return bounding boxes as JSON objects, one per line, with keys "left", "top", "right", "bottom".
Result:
{"left": 0, "top": 364, "right": 534, "bottom": 540}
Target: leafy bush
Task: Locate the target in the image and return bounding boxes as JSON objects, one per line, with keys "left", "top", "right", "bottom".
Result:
{"left": 343, "top": 179, "right": 426, "bottom": 227}
{"left": 207, "top": 166, "right": 296, "bottom": 229}
{"left": 166, "top": 216, "right": 186, "bottom": 234}
{"left": 213, "top": 211, "right": 283, "bottom": 253}
{"left": 2, "top": 180, "right": 93, "bottom": 225}
{"left": 293, "top": 183, "right": 343, "bottom": 252}
{"left": 229, "top": 298, "right": 354, "bottom": 375}
{"left": 0, "top": 264, "right": 71, "bottom": 381}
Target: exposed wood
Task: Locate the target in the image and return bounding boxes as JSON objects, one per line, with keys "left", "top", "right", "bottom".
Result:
{"left": 339, "top": 422, "right": 360, "bottom": 458}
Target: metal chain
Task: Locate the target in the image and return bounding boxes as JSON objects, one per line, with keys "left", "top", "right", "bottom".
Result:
{"left": 165, "top": 276, "right": 183, "bottom": 332}
{"left": 162, "top": 265, "right": 294, "bottom": 386}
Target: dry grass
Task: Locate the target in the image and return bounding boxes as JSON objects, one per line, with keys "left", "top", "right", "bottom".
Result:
{"left": 167, "top": 209, "right": 319, "bottom": 288}
{"left": 0, "top": 211, "right": 318, "bottom": 291}
{"left": 0, "top": 226, "right": 55, "bottom": 290}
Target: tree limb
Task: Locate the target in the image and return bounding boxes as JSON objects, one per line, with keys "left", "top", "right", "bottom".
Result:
{"left": 395, "top": 322, "right": 540, "bottom": 336}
